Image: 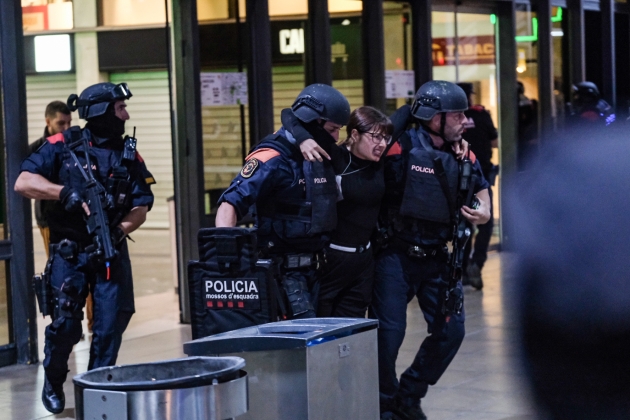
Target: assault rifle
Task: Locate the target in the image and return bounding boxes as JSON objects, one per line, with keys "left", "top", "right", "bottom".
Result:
{"left": 442, "top": 156, "right": 478, "bottom": 315}
{"left": 67, "top": 135, "right": 118, "bottom": 267}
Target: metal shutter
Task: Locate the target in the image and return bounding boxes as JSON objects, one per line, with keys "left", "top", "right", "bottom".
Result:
{"left": 25, "top": 73, "right": 78, "bottom": 144}
{"left": 110, "top": 71, "right": 174, "bottom": 229}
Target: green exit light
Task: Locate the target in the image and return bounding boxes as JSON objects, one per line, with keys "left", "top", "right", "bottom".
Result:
{"left": 515, "top": 8, "right": 562, "bottom": 42}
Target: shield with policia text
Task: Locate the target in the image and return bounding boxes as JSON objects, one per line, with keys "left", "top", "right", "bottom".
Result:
{"left": 188, "top": 227, "right": 278, "bottom": 339}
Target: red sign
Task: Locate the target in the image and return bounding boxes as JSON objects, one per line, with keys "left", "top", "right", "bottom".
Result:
{"left": 432, "top": 35, "right": 496, "bottom": 66}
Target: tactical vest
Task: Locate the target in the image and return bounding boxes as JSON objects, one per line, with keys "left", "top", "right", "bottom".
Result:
{"left": 188, "top": 228, "right": 276, "bottom": 338}
{"left": 254, "top": 131, "right": 337, "bottom": 248}
{"left": 397, "top": 128, "right": 459, "bottom": 225}
{"left": 54, "top": 126, "right": 135, "bottom": 228}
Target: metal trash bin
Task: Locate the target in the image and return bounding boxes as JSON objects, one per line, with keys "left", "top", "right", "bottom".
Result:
{"left": 183, "top": 318, "right": 379, "bottom": 420}
{"left": 73, "top": 356, "right": 248, "bottom": 420}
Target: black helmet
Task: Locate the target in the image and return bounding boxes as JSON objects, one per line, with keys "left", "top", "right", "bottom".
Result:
{"left": 411, "top": 80, "right": 468, "bottom": 120}
{"left": 67, "top": 82, "right": 132, "bottom": 120}
{"left": 291, "top": 83, "right": 351, "bottom": 126}
{"left": 574, "top": 81, "right": 600, "bottom": 99}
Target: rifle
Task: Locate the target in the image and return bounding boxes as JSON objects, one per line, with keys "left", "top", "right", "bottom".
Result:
{"left": 67, "top": 135, "right": 118, "bottom": 273}
{"left": 442, "top": 156, "right": 478, "bottom": 315}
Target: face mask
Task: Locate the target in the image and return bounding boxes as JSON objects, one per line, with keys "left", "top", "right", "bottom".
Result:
{"left": 86, "top": 103, "right": 126, "bottom": 144}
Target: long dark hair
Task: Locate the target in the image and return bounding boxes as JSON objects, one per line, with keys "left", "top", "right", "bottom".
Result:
{"left": 342, "top": 106, "right": 393, "bottom": 145}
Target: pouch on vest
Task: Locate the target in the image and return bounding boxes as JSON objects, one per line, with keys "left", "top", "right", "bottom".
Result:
{"left": 304, "top": 160, "right": 337, "bottom": 234}
{"left": 188, "top": 227, "right": 278, "bottom": 339}
{"left": 399, "top": 129, "right": 458, "bottom": 224}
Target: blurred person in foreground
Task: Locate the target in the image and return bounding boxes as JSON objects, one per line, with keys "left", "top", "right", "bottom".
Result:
{"left": 511, "top": 124, "right": 630, "bottom": 419}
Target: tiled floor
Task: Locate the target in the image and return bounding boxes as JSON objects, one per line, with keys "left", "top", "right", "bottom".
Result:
{"left": 0, "top": 229, "right": 537, "bottom": 420}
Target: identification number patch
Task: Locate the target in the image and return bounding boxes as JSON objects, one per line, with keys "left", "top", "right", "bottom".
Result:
{"left": 204, "top": 277, "right": 261, "bottom": 310}
{"left": 240, "top": 158, "right": 259, "bottom": 178}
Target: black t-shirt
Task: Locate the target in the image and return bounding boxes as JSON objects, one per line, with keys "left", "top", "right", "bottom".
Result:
{"left": 462, "top": 105, "right": 497, "bottom": 176}
{"left": 329, "top": 146, "right": 384, "bottom": 247}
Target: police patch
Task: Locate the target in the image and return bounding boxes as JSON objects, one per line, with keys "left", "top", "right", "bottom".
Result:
{"left": 240, "top": 158, "right": 259, "bottom": 178}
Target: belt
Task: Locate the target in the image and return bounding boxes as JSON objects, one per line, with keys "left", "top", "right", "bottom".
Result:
{"left": 406, "top": 244, "right": 448, "bottom": 259}
{"left": 282, "top": 251, "right": 326, "bottom": 269}
{"left": 328, "top": 241, "right": 371, "bottom": 253}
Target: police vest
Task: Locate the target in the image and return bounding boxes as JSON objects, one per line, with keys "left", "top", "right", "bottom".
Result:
{"left": 254, "top": 131, "right": 338, "bottom": 242}
{"left": 50, "top": 126, "right": 135, "bottom": 226}
{"left": 398, "top": 128, "right": 459, "bottom": 225}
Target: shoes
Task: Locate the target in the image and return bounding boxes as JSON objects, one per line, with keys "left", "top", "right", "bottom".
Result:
{"left": 395, "top": 403, "right": 428, "bottom": 420}
{"left": 42, "top": 376, "right": 65, "bottom": 414}
{"left": 466, "top": 262, "right": 484, "bottom": 290}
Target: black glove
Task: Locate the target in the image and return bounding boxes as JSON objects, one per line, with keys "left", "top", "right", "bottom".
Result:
{"left": 59, "top": 186, "right": 84, "bottom": 213}
{"left": 111, "top": 226, "right": 126, "bottom": 245}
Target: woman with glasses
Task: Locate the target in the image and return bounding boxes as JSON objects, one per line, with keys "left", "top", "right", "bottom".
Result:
{"left": 281, "top": 105, "right": 403, "bottom": 317}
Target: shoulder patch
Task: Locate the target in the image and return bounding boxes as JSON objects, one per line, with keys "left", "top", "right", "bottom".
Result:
{"left": 469, "top": 150, "right": 477, "bottom": 164}
{"left": 240, "top": 158, "right": 259, "bottom": 178}
{"left": 145, "top": 176, "right": 156, "bottom": 185}
{"left": 136, "top": 151, "right": 145, "bottom": 163}
{"left": 47, "top": 133, "right": 65, "bottom": 144}
{"left": 386, "top": 142, "right": 402, "bottom": 156}
{"left": 471, "top": 105, "right": 485, "bottom": 112}
{"left": 245, "top": 148, "right": 281, "bottom": 163}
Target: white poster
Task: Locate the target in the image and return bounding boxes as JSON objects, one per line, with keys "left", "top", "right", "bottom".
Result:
{"left": 385, "top": 70, "right": 415, "bottom": 99}
{"left": 200, "top": 72, "right": 248, "bottom": 106}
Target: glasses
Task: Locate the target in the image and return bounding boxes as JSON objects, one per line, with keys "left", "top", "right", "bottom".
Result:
{"left": 363, "top": 131, "right": 392, "bottom": 145}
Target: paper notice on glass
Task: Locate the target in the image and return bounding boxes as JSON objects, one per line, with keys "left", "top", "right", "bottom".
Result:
{"left": 200, "top": 72, "right": 248, "bottom": 106}
{"left": 385, "top": 70, "right": 415, "bottom": 99}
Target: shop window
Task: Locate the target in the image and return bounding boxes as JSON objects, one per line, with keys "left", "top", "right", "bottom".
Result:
{"left": 22, "top": 0, "right": 74, "bottom": 33}
{"left": 100, "top": 0, "right": 166, "bottom": 27}
{"left": 197, "top": 0, "right": 361, "bottom": 21}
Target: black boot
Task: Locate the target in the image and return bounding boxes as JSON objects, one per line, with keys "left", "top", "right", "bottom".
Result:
{"left": 42, "top": 376, "right": 65, "bottom": 414}
{"left": 395, "top": 403, "right": 428, "bottom": 420}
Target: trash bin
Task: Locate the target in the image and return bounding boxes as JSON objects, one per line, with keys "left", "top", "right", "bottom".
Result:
{"left": 73, "top": 356, "right": 248, "bottom": 420}
{"left": 183, "top": 318, "right": 379, "bottom": 420}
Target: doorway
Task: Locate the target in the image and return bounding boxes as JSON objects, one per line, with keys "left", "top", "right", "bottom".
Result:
{"left": 432, "top": 9, "right": 501, "bottom": 250}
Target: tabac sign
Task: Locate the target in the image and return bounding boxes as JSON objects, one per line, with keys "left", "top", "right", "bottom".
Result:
{"left": 432, "top": 35, "right": 496, "bottom": 66}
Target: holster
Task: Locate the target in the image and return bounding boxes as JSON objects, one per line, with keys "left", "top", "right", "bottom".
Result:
{"left": 33, "top": 253, "right": 54, "bottom": 317}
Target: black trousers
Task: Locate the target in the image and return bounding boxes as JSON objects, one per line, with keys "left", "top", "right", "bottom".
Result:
{"left": 464, "top": 186, "right": 494, "bottom": 270}
{"left": 44, "top": 241, "right": 134, "bottom": 386}
{"left": 316, "top": 247, "right": 374, "bottom": 318}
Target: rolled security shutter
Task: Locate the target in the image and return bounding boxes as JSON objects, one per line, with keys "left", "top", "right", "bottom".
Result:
{"left": 110, "top": 71, "right": 174, "bottom": 229}
{"left": 25, "top": 73, "right": 78, "bottom": 144}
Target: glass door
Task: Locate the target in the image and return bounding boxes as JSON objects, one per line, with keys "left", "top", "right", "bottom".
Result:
{"left": 432, "top": 10, "right": 500, "bottom": 247}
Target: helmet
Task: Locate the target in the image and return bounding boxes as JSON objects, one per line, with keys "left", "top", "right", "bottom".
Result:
{"left": 574, "top": 81, "right": 600, "bottom": 99}
{"left": 411, "top": 80, "right": 468, "bottom": 120}
{"left": 67, "top": 82, "right": 133, "bottom": 120}
{"left": 291, "top": 84, "right": 351, "bottom": 126}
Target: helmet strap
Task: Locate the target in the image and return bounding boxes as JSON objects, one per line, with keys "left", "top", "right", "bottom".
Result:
{"left": 421, "top": 113, "right": 448, "bottom": 143}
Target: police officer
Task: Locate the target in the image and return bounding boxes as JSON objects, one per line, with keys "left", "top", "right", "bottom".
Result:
{"left": 14, "top": 82, "right": 155, "bottom": 414}
{"left": 371, "top": 81, "right": 491, "bottom": 420}
{"left": 457, "top": 83, "right": 498, "bottom": 290}
{"left": 569, "top": 81, "right": 615, "bottom": 126}
{"left": 215, "top": 83, "right": 350, "bottom": 320}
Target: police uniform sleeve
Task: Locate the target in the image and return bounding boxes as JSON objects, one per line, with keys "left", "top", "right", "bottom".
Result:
{"left": 218, "top": 150, "right": 286, "bottom": 219}
{"left": 129, "top": 153, "right": 156, "bottom": 210}
{"left": 19, "top": 141, "right": 61, "bottom": 181}
{"left": 389, "top": 105, "right": 412, "bottom": 142}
